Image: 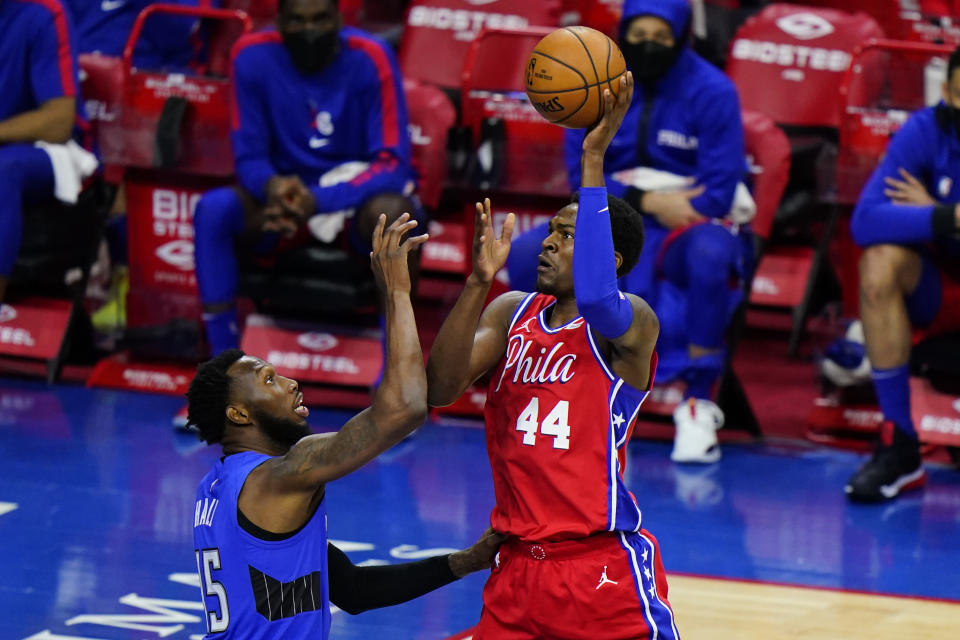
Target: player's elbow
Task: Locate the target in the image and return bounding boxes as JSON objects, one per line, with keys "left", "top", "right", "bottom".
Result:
{"left": 850, "top": 204, "right": 874, "bottom": 248}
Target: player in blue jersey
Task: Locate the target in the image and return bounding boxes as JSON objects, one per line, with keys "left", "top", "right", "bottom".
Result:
{"left": 0, "top": 0, "right": 79, "bottom": 306}
{"left": 193, "top": 0, "right": 417, "bottom": 355}
{"left": 189, "top": 214, "right": 503, "bottom": 637}
{"left": 506, "top": 0, "right": 749, "bottom": 464}
{"left": 845, "top": 46, "right": 960, "bottom": 502}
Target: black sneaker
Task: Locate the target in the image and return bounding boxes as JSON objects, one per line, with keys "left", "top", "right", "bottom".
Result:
{"left": 845, "top": 422, "right": 925, "bottom": 502}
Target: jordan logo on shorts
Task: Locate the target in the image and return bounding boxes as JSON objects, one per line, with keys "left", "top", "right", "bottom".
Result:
{"left": 595, "top": 565, "right": 618, "bottom": 590}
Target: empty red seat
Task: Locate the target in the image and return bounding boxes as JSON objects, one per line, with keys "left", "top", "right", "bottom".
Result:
{"left": 727, "top": 4, "right": 885, "bottom": 129}
{"left": 399, "top": 0, "right": 561, "bottom": 90}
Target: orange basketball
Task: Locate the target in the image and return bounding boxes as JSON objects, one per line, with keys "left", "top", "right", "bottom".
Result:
{"left": 525, "top": 26, "right": 627, "bottom": 129}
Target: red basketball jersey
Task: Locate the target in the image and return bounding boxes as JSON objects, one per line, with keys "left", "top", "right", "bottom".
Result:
{"left": 484, "top": 293, "right": 655, "bottom": 542}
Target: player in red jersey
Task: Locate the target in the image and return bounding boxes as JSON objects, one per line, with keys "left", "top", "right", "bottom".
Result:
{"left": 428, "top": 71, "right": 680, "bottom": 639}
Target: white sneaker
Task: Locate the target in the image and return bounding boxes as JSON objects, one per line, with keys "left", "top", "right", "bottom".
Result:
{"left": 671, "top": 398, "right": 724, "bottom": 464}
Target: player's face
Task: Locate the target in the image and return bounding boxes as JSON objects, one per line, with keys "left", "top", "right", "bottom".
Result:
{"left": 229, "top": 356, "right": 311, "bottom": 449}
{"left": 623, "top": 16, "right": 674, "bottom": 48}
{"left": 279, "top": 0, "right": 339, "bottom": 33}
{"left": 536, "top": 204, "right": 577, "bottom": 297}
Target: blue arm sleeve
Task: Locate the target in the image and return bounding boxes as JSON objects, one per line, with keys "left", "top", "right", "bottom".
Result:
{"left": 231, "top": 49, "right": 276, "bottom": 203}
{"left": 574, "top": 186, "right": 634, "bottom": 339}
{"left": 309, "top": 37, "right": 412, "bottom": 213}
{"left": 851, "top": 114, "right": 938, "bottom": 246}
{"left": 564, "top": 128, "right": 628, "bottom": 197}
{"left": 689, "top": 84, "right": 744, "bottom": 218}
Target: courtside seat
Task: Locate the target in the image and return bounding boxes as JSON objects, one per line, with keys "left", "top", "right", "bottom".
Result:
{"left": 405, "top": 78, "right": 456, "bottom": 211}
{"left": 399, "top": 0, "right": 561, "bottom": 92}
{"left": 727, "top": 4, "right": 885, "bottom": 354}
{"left": 239, "top": 245, "right": 376, "bottom": 321}
{"left": 459, "top": 26, "right": 567, "bottom": 197}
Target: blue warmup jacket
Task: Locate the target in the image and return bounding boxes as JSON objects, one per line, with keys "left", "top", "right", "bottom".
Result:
{"left": 852, "top": 104, "right": 960, "bottom": 255}
{"left": 0, "top": 0, "right": 78, "bottom": 122}
{"left": 564, "top": 0, "right": 745, "bottom": 225}
{"left": 63, "top": 0, "right": 219, "bottom": 70}
{"left": 230, "top": 26, "right": 414, "bottom": 211}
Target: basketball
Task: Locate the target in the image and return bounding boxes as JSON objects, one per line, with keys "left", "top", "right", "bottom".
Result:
{"left": 525, "top": 26, "right": 627, "bottom": 129}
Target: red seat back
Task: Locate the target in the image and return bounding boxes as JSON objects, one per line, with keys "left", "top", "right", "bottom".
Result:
{"left": 727, "top": 4, "right": 885, "bottom": 128}
{"left": 99, "top": 5, "right": 252, "bottom": 176}
{"left": 79, "top": 54, "right": 125, "bottom": 155}
{"left": 742, "top": 109, "right": 791, "bottom": 242}
{"left": 404, "top": 78, "right": 456, "bottom": 209}
{"left": 399, "top": 0, "right": 561, "bottom": 90}
{"left": 460, "top": 27, "right": 568, "bottom": 197}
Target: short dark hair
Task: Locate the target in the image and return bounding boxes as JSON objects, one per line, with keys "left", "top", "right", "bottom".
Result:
{"left": 950, "top": 45, "right": 960, "bottom": 83}
{"left": 186, "top": 349, "right": 245, "bottom": 444}
{"left": 570, "top": 193, "right": 645, "bottom": 277}
{"left": 278, "top": 0, "right": 338, "bottom": 14}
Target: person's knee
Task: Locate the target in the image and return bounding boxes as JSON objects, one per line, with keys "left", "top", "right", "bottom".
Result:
{"left": 193, "top": 187, "right": 244, "bottom": 241}
{"left": 684, "top": 225, "right": 735, "bottom": 282}
{"left": 355, "top": 192, "right": 416, "bottom": 240}
{"left": 859, "top": 244, "right": 914, "bottom": 304}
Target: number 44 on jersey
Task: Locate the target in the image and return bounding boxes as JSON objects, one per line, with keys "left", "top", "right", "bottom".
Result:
{"left": 516, "top": 397, "right": 571, "bottom": 449}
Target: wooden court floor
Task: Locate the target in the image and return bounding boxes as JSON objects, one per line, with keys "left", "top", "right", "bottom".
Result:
{"left": 668, "top": 574, "right": 958, "bottom": 639}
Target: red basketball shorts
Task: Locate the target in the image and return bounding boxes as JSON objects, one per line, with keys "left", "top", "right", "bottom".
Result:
{"left": 474, "top": 530, "right": 680, "bottom": 640}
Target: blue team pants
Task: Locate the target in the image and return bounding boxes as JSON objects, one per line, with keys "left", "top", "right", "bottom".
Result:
{"left": 0, "top": 144, "right": 56, "bottom": 277}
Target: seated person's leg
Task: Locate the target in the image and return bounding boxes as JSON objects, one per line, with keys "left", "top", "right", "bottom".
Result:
{"left": 193, "top": 186, "right": 256, "bottom": 355}
{"left": 0, "top": 144, "right": 55, "bottom": 303}
{"left": 846, "top": 244, "right": 927, "bottom": 501}
{"left": 661, "top": 223, "right": 740, "bottom": 401}
{"left": 860, "top": 244, "right": 928, "bottom": 438}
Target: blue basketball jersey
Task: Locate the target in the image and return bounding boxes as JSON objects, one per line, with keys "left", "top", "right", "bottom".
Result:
{"left": 193, "top": 452, "right": 330, "bottom": 639}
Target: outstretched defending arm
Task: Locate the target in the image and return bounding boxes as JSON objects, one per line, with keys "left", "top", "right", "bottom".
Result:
{"left": 261, "top": 214, "right": 431, "bottom": 491}
{"left": 427, "top": 199, "right": 521, "bottom": 407}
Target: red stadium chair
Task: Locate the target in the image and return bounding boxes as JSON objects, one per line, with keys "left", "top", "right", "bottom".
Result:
{"left": 404, "top": 78, "right": 456, "bottom": 211}
{"left": 727, "top": 4, "right": 885, "bottom": 129}
{"left": 727, "top": 4, "right": 886, "bottom": 355}
{"left": 460, "top": 26, "right": 568, "bottom": 198}
{"left": 93, "top": 5, "right": 252, "bottom": 361}
{"left": 398, "top": 0, "right": 562, "bottom": 91}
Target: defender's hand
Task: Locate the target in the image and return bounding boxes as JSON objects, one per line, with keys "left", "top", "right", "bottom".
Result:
{"left": 370, "top": 213, "right": 429, "bottom": 295}
{"left": 469, "top": 198, "right": 515, "bottom": 286}
{"left": 448, "top": 528, "right": 507, "bottom": 578}
{"left": 582, "top": 71, "right": 634, "bottom": 156}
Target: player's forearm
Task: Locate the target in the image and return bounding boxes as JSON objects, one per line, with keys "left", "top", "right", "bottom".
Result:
{"left": 574, "top": 186, "right": 633, "bottom": 339}
{"left": 0, "top": 97, "right": 75, "bottom": 144}
{"left": 851, "top": 200, "right": 937, "bottom": 247}
{"left": 328, "top": 543, "right": 458, "bottom": 615}
{"left": 309, "top": 152, "right": 407, "bottom": 213}
{"left": 370, "top": 289, "right": 428, "bottom": 435}
{"left": 426, "top": 276, "right": 490, "bottom": 406}
{"left": 234, "top": 157, "right": 276, "bottom": 203}
{"left": 580, "top": 150, "right": 605, "bottom": 188}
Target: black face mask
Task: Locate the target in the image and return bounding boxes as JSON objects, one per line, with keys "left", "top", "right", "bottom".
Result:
{"left": 283, "top": 29, "right": 338, "bottom": 74}
{"left": 621, "top": 40, "right": 678, "bottom": 84}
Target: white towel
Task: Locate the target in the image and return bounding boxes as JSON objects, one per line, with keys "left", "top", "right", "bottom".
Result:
{"left": 33, "top": 140, "right": 99, "bottom": 205}
{"left": 611, "top": 166, "right": 757, "bottom": 225}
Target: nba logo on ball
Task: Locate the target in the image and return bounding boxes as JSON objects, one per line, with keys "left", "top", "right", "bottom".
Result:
{"left": 525, "top": 26, "right": 627, "bottom": 129}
